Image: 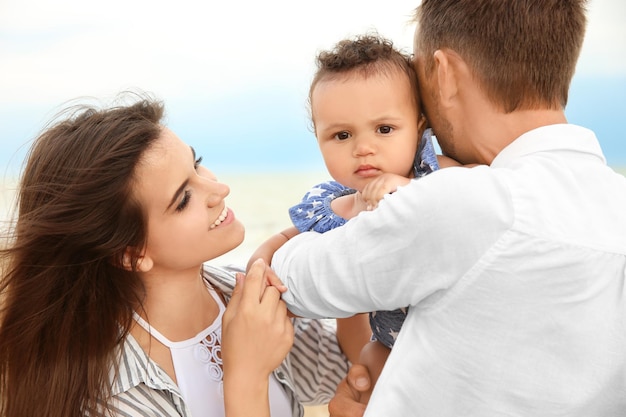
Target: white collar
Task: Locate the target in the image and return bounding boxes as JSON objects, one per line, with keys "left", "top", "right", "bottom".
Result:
{"left": 491, "top": 124, "right": 605, "bottom": 168}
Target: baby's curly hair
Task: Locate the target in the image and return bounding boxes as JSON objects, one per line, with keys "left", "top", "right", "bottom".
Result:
{"left": 308, "top": 33, "right": 420, "bottom": 118}
{"left": 317, "top": 34, "right": 403, "bottom": 72}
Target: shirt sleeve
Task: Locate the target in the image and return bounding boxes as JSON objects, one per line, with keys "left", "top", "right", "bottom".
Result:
{"left": 273, "top": 166, "right": 513, "bottom": 319}
{"left": 288, "top": 181, "right": 356, "bottom": 233}
{"left": 413, "top": 128, "right": 440, "bottom": 178}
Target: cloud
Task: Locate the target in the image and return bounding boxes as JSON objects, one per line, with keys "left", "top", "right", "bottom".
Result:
{"left": 0, "top": 0, "right": 416, "bottom": 104}
{"left": 0, "top": 0, "right": 624, "bottom": 176}
{"left": 576, "top": 0, "right": 626, "bottom": 76}
{"left": 0, "top": 0, "right": 623, "bottom": 106}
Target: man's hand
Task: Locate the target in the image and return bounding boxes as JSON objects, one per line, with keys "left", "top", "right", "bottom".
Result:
{"left": 328, "top": 364, "right": 371, "bottom": 417}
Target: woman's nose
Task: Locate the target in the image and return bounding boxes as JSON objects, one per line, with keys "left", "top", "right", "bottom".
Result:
{"left": 197, "top": 166, "right": 230, "bottom": 206}
{"left": 205, "top": 179, "right": 230, "bottom": 207}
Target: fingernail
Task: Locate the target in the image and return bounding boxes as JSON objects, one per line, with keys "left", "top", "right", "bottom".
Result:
{"left": 355, "top": 377, "right": 369, "bottom": 389}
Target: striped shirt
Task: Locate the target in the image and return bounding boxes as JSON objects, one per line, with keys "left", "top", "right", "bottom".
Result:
{"left": 102, "top": 264, "right": 350, "bottom": 417}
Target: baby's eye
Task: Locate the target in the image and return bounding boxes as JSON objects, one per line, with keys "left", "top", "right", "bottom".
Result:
{"left": 377, "top": 126, "right": 393, "bottom": 134}
{"left": 334, "top": 131, "right": 351, "bottom": 141}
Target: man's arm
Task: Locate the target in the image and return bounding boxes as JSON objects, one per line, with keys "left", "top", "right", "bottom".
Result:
{"left": 273, "top": 167, "right": 509, "bottom": 318}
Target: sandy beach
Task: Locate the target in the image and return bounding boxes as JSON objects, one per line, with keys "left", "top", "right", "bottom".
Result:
{"left": 4, "top": 166, "right": 626, "bottom": 264}
{"left": 208, "top": 171, "right": 330, "bottom": 268}
{"left": 0, "top": 170, "right": 329, "bottom": 254}
{"left": 4, "top": 165, "right": 626, "bottom": 266}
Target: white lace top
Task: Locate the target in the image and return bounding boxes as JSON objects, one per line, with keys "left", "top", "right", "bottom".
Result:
{"left": 133, "top": 284, "right": 291, "bottom": 417}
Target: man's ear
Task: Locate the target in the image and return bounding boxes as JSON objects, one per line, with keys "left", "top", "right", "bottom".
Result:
{"left": 121, "top": 247, "right": 154, "bottom": 272}
{"left": 433, "top": 49, "right": 460, "bottom": 108}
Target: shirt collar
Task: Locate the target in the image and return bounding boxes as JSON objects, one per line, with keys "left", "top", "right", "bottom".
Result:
{"left": 491, "top": 124, "right": 606, "bottom": 168}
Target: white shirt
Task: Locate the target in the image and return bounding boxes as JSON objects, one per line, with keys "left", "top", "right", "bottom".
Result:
{"left": 274, "top": 124, "right": 626, "bottom": 416}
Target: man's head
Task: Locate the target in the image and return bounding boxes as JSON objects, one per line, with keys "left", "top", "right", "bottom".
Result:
{"left": 414, "top": 0, "right": 587, "bottom": 112}
{"left": 412, "top": 0, "right": 588, "bottom": 163}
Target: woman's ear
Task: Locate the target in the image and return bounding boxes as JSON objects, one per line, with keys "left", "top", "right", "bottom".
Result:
{"left": 136, "top": 255, "right": 153, "bottom": 273}
{"left": 121, "top": 247, "right": 154, "bottom": 272}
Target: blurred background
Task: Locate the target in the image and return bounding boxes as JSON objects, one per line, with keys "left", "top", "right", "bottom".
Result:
{"left": 1, "top": 2, "right": 624, "bottom": 416}
{"left": 1, "top": 0, "right": 625, "bottom": 178}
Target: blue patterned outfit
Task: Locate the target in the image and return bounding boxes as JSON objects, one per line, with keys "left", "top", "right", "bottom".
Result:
{"left": 289, "top": 129, "right": 440, "bottom": 348}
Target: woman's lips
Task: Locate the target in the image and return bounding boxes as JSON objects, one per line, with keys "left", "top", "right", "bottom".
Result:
{"left": 209, "top": 206, "right": 232, "bottom": 229}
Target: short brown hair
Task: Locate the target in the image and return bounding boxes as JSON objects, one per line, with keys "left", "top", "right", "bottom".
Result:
{"left": 414, "top": 0, "right": 588, "bottom": 112}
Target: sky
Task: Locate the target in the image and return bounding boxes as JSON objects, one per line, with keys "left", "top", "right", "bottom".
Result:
{"left": 1, "top": 0, "right": 625, "bottom": 176}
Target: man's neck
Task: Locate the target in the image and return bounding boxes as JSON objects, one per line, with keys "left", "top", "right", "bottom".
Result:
{"left": 470, "top": 108, "right": 568, "bottom": 165}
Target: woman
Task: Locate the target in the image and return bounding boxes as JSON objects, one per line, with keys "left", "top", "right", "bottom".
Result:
{"left": 0, "top": 94, "right": 351, "bottom": 417}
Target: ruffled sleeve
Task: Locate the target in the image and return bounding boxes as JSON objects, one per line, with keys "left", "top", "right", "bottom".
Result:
{"left": 413, "top": 128, "right": 440, "bottom": 178}
{"left": 289, "top": 181, "right": 356, "bottom": 233}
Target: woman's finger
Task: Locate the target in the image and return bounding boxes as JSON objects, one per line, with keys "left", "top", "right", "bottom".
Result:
{"left": 259, "top": 284, "right": 282, "bottom": 310}
{"left": 245, "top": 258, "right": 269, "bottom": 302}
{"left": 264, "top": 268, "right": 288, "bottom": 293}
{"left": 222, "top": 272, "right": 245, "bottom": 325}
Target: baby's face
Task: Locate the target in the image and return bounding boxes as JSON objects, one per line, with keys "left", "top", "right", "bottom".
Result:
{"left": 311, "top": 70, "right": 422, "bottom": 191}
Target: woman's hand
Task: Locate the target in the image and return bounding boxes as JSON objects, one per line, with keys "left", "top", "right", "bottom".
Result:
{"left": 222, "top": 259, "right": 294, "bottom": 417}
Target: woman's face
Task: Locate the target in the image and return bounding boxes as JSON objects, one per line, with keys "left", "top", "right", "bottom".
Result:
{"left": 132, "top": 127, "right": 244, "bottom": 274}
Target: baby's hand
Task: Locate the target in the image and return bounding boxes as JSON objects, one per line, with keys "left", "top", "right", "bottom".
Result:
{"left": 361, "top": 173, "right": 410, "bottom": 210}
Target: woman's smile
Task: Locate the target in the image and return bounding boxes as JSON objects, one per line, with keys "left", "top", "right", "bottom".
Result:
{"left": 210, "top": 207, "right": 234, "bottom": 230}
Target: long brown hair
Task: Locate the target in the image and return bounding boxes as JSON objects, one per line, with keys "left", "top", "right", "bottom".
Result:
{"left": 0, "top": 94, "right": 164, "bottom": 416}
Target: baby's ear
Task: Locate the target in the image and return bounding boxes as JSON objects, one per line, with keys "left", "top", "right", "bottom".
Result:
{"left": 417, "top": 113, "right": 428, "bottom": 137}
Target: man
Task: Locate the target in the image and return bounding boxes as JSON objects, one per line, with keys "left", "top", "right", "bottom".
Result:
{"left": 273, "top": 1, "right": 626, "bottom": 416}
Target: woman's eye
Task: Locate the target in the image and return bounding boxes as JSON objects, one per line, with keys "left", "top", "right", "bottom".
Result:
{"left": 175, "top": 190, "right": 191, "bottom": 212}
{"left": 378, "top": 126, "right": 393, "bottom": 134}
{"left": 194, "top": 156, "right": 203, "bottom": 170}
{"left": 334, "top": 131, "right": 351, "bottom": 141}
